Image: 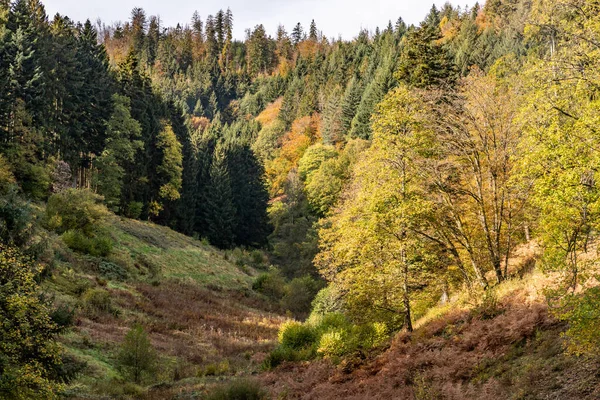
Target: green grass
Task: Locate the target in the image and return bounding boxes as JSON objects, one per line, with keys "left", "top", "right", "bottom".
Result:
{"left": 109, "top": 216, "right": 256, "bottom": 289}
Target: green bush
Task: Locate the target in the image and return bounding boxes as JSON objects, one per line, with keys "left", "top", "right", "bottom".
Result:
{"left": 278, "top": 321, "right": 317, "bottom": 350}
{"left": 199, "top": 360, "right": 230, "bottom": 377}
{"left": 0, "top": 246, "right": 64, "bottom": 398}
{"left": 45, "top": 189, "right": 109, "bottom": 235}
{"left": 350, "top": 322, "right": 388, "bottom": 350}
{"left": 0, "top": 188, "right": 37, "bottom": 247}
{"left": 252, "top": 268, "right": 286, "bottom": 299}
{"left": 261, "top": 345, "right": 303, "bottom": 370}
{"left": 62, "top": 230, "right": 113, "bottom": 257}
{"left": 313, "top": 312, "right": 350, "bottom": 333}
{"left": 82, "top": 288, "right": 116, "bottom": 317}
{"left": 558, "top": 286, "right": 600, "bottom": 356}
{"left": 98, "top": 261, "right": 128, "bottom": 281}
{"left": 317, "top": 329, "right": 347, "bottom": 358}
{"left": 281, "top": 276, "right": 323, "bottom": 317}
{"left": 206, "top": 379, "right": 267, "bottom": 400}
{"left": 265, "top": 314, "right": 391, "bottom": 367}
{"left": 125, "top": 201, "right": 143, "bottom": 219}
{"left": 50, "top": 304, "right": 76, "bottom": 332}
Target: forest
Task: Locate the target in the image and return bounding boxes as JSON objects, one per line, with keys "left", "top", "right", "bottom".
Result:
{"left": 1, "top": 0, "right": 600, "bottom": 398}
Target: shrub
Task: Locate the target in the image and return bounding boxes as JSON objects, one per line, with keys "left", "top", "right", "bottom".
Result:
{"left": 313, "top": 312, "right": 350, "bottom": 333}
{"left": 261, "top": 345, "right": 298, "bottom": 370}
{"left": 317, "top": 329, "right": 347, "bottom": 358}
{"left": 250, "top": 249, "right": 266, "bottom": 267}
{"left": 17, "top": 162, "right": 52, "bottom": 200}
{"left": 558, "top": 286, "right": 600, "bottom": 356}
{"left": 278, "top": 321, "right": 317, "bottom": 350}
{"left": 350, "top": 322, "right": 388, "bottom": 350}
{"left": 98, "top": 261, "right": 128, "bottom": 281}
{"left": 206, "top": 379, "right": 267, "bottom": 400}
{"left": 50, "top": 304, "right": 76, "bottom": 332}
{"left": 0, "top": 154, "right": 15, "bottom": 193}
{"left": 45, "top": 189, "right": 109, "bottom": 235}
{"left": 0, "top": 188, "right": 37, "bottom": 247}
{"left": 117, "top": 325, "right": 157, "bottom": 384}
{"left": 125, "top": 201, "right": 143, "bottom": 219}
{"left": 200, "top": 360, "right": 230, "bottom": 377}
{"left": 82, "top": 288, "right": 115, "bottom": 317}
{"left": 62, "top": 230, "right": 113, "bottom": 257}
{"left": 281, "top": 275, "right": 323, "bottom": 317}
{"left": 252, "top": 268, "right": 286, "bottom": 299}
{"left": 0, "top": 246, "right": 64, "bottom": 398}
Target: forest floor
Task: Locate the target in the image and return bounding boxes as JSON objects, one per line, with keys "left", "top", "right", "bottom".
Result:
{"left": 45, "top": 215, "right": 287, "bottom": 399}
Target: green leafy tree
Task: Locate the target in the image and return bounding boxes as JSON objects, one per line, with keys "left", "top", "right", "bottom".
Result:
{"left": 155, "top": 120, "right": 183, "bottom": 202}
{"left": 117, "top": 324, "right": 157, "bottom": 384}
{"left": 317, "top": 87, "right": 439, "bottom": 330}
{"left": 0, "top": 246, "right": 64, "bottom": 399}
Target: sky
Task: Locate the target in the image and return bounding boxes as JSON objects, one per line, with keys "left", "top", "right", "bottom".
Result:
{"left": 41, "top": 0, "right": 477, "bottom": 40}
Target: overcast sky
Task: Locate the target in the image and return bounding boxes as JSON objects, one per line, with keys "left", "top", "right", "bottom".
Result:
{"left": 41, "top": 0, "right": 477, "bottom": 40}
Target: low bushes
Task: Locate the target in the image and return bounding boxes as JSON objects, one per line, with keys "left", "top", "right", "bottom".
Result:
{"left": 205, "top": 379, "right": 267, "bottom": 400}
{"left": 82, "top": 288, "right": 118, "bottom": 318}
{"left": 45, "top": 189, "right": 113, "bottom": 257}
{"left": 62, "top": 229, "right": 112, "bottom": 257}
{"left": 263, "top": 312, "right": 390, "bottom": 369}
{"left": 252, "top": 270, "right": 323, "bottom": 317}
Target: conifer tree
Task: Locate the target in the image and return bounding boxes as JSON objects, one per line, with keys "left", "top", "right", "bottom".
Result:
{"left": 309, "top": 19, "right": 318, "bottom": 41}
{"left": 291, "top": 22, "right": 304, "bottom": 45}
{"left": 204, "top": 144, "right": 236, "bottom": 248}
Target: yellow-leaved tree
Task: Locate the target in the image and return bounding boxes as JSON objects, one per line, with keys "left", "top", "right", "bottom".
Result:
{"left": 316, "top": 87, "right": 441, "bottom": 331}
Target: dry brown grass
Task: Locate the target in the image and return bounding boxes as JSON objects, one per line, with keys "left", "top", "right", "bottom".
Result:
{"left": 74, "top": 279, "right": 285, "bottom": 369}
{"left": 260, "top": 271, "right": 600, "bottom": 400}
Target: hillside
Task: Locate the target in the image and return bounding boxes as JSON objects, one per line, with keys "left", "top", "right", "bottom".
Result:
{"left": 261, "top": 271, "right": 600, "bottom": 399}
{"left": 44, "top": 216, "right": 286, "bottom": 398}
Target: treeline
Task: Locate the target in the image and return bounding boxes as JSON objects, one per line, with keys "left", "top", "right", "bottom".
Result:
{"left": 0, "top": 0, "right": 270, "bottom": 248}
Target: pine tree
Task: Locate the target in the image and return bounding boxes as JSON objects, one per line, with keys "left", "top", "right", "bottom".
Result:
{"left": 146, "top": 16, "right": 159, "bottom": 65}
{"left": 130, "top": 7, "right": 146, "bottom": 57}
{"left": 340, "top": 77, "right": 363, "bottom": 135}
{"left": 204, "top": 145, "right": 236, "bottom": 248}
{"left": 93, "top": 94, "right": 142, "bottom": 212}
{"left": 246, "top": 24, "right": 272, "bottom": 76}
{"left": 205, "top": 15, "right": 218, "bottom": 60}
{"left": 292, "top": 22, "right": 304, "bottom": 45}
{"left": 395, "top": 20, "right": 457, "bottom": 89}
{"left": 225, "top": 140, "right": 271, "bottom": 246}
{"left": 309, "top": 19, "right": 318, "bottom": 41}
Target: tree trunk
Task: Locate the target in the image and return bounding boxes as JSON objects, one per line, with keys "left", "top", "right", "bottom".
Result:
{"left": 402, "top": 251, "right": 413, "bottom": 332}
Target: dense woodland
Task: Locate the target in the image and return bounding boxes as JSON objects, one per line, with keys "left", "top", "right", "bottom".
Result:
{"left": 2, "top": 0, "right": 600, "bottom": 397}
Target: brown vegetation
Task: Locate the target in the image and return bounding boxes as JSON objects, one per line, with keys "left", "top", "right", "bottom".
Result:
{"left": 261, "top": 286, "right": 600, "bottom": 399}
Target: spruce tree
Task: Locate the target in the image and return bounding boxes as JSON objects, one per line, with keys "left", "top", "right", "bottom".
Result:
{"left": 291, "top": 22, "right": 304, "bottom": 45}
{"left": 204, "top": 145, "right": 236, "bottom": 248}
{"left": 309, "top": 19, "right": 318, "bottom": 41}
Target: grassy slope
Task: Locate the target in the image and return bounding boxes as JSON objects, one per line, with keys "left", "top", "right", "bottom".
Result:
{"left": 45, "top": 215, "right": 286, "bottom": 399}
{"left": 261, "top": 271, "right": 600, "bottom": 400}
